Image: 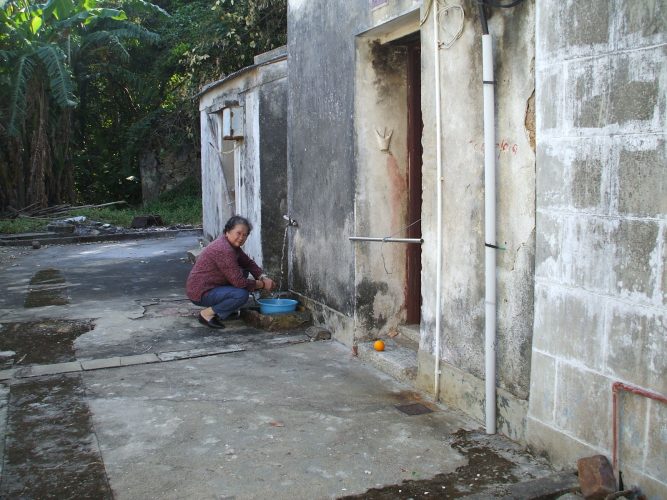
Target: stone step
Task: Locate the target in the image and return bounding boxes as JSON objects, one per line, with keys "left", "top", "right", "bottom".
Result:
{"left": 357, "top": 339, "right": 417, "bottom": 383}
{"left": 395, "top": 324, "right": 420, "bottom": 351}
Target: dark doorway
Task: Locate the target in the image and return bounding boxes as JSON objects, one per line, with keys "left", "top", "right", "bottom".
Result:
{"left": 405, "top": 40, "right": 422, "bottom": 325}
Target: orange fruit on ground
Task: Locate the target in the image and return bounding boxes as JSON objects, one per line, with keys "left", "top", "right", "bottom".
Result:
{"left": 373, "top": 340, "right": 385, "bottom": 351}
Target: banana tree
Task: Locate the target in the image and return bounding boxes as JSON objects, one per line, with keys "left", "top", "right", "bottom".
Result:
{"left": 0, "top": 0, "right": 157, "bottom": 210}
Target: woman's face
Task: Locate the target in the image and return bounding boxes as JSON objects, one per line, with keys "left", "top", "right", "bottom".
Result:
{"left": 225, "top": 224, "right": 250, "bottom": 248}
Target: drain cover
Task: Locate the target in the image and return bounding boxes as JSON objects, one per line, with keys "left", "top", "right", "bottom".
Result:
{"left": 395, "top": 403, "right": 433, "bottom": 416}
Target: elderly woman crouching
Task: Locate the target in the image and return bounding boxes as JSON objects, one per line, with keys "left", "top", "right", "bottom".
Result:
{"left": 186, "top": 215, "right": 275, "bottom": 329}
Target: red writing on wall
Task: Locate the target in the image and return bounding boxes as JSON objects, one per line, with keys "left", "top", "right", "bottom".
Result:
{"left": 469, "top": 139, "right": 519, "bottom": 155}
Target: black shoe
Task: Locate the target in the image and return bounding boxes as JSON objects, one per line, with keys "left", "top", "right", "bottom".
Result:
{"left": 198, "top": 312, "right": 225, "bottom": 329}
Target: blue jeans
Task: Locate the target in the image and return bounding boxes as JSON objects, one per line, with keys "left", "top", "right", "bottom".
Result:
{"left": 192, "top": 286, "right": 249, "bottom": 320}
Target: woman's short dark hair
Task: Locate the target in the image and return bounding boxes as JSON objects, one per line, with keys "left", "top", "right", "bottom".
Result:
{"left": 224, "top": 215, "right": 253, "bottom": 234}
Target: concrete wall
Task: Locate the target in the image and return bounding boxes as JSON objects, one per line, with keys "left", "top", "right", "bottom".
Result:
{"left": 287, "top": 0, "right": 368, "bottom": 337}
{"left": 527, "top": 1, "right": 666, "bottom": 497}
{"left": 416, "top": 0, "right": 536, "bottom": 442}
{"left": 287, "top": 0, "right": 421, "bottom": 344}
{"left": 199, "top": 50, "right": 288, "bottom": 277}
{"left": 259, "top": 77, "right": 289, "bottom": 282}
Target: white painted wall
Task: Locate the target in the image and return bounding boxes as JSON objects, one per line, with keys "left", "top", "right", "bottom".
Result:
{"left": 237, "top": 90, "right": 263, "bottom": 265}
{"left": 199, "top": 52, "right": 287, "bottom": 273}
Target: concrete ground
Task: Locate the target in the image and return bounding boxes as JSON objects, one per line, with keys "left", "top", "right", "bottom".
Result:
{"left": 0, "top": 235, "right": 576, "bottom": 499}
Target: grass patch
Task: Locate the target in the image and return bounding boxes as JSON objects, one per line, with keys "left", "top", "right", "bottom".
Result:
{"left": 0, "top": 177, "right": 202, "bottom": 234}
{"left": 0, "top": 218, "right": 48, "bottom": 235}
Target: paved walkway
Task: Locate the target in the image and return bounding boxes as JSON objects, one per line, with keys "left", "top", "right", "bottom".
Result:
{"left": 0, "top": 235, "right": 574, "bottom": 499}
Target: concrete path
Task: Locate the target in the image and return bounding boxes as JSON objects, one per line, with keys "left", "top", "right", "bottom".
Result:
{"left": 0, "top": 235, "right": 575, "bottom": 499}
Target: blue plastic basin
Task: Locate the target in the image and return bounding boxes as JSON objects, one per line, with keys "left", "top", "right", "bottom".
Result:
{"left": 257, "top": 298, "right": 298, "bottom": 315}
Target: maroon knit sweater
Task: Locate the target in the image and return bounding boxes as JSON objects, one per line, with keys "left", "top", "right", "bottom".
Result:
{"left": 186, "top": 236, "right": 263, "bottom": 302}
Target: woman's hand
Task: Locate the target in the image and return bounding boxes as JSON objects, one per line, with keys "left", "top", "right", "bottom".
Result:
{"left": 262, "top": 277, "right": 276, "bottom": 292}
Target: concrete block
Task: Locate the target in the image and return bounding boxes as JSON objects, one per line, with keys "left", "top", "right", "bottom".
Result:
{"left": 577, "top": 455, "right": 616, "bottom": 499}
{"left": 25, "top": 361, "right": 82, "bottom": 377}
{"left": 119, "top": 354, "right": 160, "bottom": 366}
{"left": 537, "top": 137, "right": 611, "bottom": 212}
{"left": 606, "top": 306, "right": 666, "bottom": 394}
{"left": 645, "top": 398, "right": 667, "bottom": 478}
{"left": 537, "top": 1, "right": 610, "bottom": 59}
{"left": 157, "top": 346, "right": 245, "bottom": 362}
{"left": 555, "top": 363, "right": 611, "bottom": 446}
{"left": 608, "top": 52, "right": 662, "bottom": 129}
{"left": 265, "top": 335, "right": 310, "bottom": 346}
{"left": 616, "top": 463, "right": 667, "bottom": 499}
{"left": 293, "top": 292, "right": 355, "bottom": 346}
{"left": 536, "top": 1, "right": 563, "bottom": 58}
{"left": 570, "top": 56, "right": 611, "bottom": 129}
{"left": 616, "top": 136, "right": 666, "bottom": 217}
{"left": 536, "top": 67, "right": 563, "bottom": 132}
{"left": 304, "top": 326, "right": 332, "bottom": 341}
{"left": 563, "top": 1, "right": 610, "bottom": 49}
{"left": 570, "top": 155, "right": 604, "bottom": 211}
{"left": 0, "top": 369, "right": 16, "bottom": 381}
{"left": 535, "top": 212, "right": 563, "bottom": 281}
{"left": 611, "top": 219, "right": 659, "bottom": 300}
{"left": 526, "top": 417, "right": 604, "bottom": 470}
{"left": 555, "top": 216, "right": 616, "bottom": 293}
{"left": 81, "top": 357, "right": 122, "bottom": 371}
{"left": 615, "top": 389, "right": 648, "bottom": 474}
{"left": 241, "top": 308, "right": 311, "bottom": 331}
{"left": 616, "top": 0, "right": 667, "bottom": 49}
{"left": 527, "top": 350, "right": 556, "bottom": 425}
{"left": 533, "top": 285, "right": 604, "bottom": 369}
{"left": 536, "top": 145, "right": 568, "bottom": 207}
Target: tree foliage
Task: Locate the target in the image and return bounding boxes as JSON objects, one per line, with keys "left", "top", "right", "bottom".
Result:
{"left": 0, "top": 0, "right": 161, "bottom": 209}
{"left": 0, "top": 0, "right": 287, "bottom": 210}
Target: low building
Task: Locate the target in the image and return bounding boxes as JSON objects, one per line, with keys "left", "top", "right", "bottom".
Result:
{"left": 198, "top": 46, "right": 288, "bottom": 278}
{"left": 199, "top": 1, "right": 666, "bottom": 496}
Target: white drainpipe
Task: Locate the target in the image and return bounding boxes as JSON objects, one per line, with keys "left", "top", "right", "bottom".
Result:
{"left": 433, "top": 0, "right": 444, "bottom": 401}
{"left": 482, "top": 33, "right": 497, "bottom": 434}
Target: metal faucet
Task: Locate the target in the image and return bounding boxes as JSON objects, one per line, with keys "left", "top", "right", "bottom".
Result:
{"left": 282, "top": 215, "right": 298, "bottom": 227}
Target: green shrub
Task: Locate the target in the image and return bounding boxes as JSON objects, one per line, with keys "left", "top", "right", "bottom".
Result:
{"left": 0, "top": 177, "right": 202, "bottom": 234}
{"left": 0, "top": 218, "right": 48, "bottom": 234}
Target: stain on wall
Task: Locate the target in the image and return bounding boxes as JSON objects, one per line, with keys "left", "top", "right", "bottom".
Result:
{"left": 356, "top": 278, "right": 390, "bottom": 332}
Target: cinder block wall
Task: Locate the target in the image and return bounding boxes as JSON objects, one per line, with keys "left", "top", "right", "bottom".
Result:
{"left": 528, "top": 1, "right": 666, "bottom": 497}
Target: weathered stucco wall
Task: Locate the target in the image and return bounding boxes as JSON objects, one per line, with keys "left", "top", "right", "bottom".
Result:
{"left": 199, "top": 51, "right": 287, "bottom": 276}
{"left": 259, "top": 77, "right": 289, "bottom": 281}
{"left": 199, "top": 106, "right": 235, "bottom": 242}
{"left": 416, "top": 0, "right": 536, "bottom": 442}
{"left": 287, "top": 0, "right": 368, "bottom": 323}
{"left": 354, "top": 37, "right": 410, "bottom": 339}
{"left": 287, "top": 0, "right": 420, "bottom": 344}
{"left": 527, "top": 1, "right": 666, "bottom": 497}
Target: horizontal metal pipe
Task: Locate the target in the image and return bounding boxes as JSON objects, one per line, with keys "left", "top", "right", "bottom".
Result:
{"left": 349, "top": 237, "right": 423, "bottom": 244}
